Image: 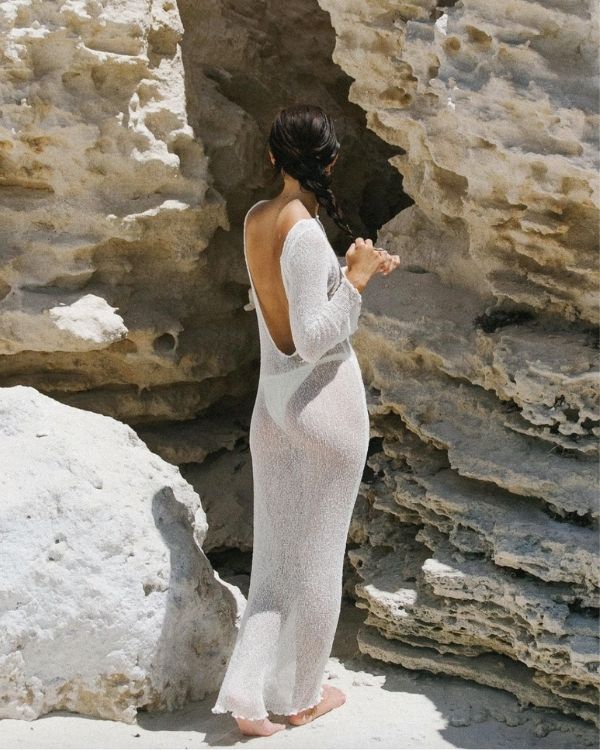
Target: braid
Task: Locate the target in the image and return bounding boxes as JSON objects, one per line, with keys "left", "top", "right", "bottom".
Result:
{"left": 296, "top": 160, "right": 354, "bottom": 238}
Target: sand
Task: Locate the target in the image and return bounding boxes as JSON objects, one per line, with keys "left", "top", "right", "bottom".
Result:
{"left": 1, "top": 601, "right": 597, "bottom": 749}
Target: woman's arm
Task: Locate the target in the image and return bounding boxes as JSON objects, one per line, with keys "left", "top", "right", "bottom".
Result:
{"left": 281, "top": 222, "right": 362, "bottom": 364}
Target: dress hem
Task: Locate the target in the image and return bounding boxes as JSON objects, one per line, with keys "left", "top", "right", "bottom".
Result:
{"left": 211, "top": 682, "right": 326, "bottom": 721}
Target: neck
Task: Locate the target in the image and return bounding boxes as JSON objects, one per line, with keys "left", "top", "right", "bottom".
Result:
{"left": 278, "top": 176, "right": 319, "bottom": 217}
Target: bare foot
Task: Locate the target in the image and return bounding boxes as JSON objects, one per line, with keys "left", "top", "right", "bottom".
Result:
{"left": 287, "top": 684, "right": 346, "bottom": 725}
{"left": 235, "top": 716, "right": 286, "bottom": 736}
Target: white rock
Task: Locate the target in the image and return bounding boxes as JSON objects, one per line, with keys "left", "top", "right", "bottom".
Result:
{"left": 0, "top": 385, "right": 236, "bottom": 723}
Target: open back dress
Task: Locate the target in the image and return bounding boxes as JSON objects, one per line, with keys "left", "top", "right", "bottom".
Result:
{"left": 211, "top": 199, "right": 370, "bottom": 720}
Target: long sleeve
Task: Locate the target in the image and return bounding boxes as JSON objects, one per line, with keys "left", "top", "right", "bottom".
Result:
{"left": 280, "top": 222, "right": 362, "bottom": 364}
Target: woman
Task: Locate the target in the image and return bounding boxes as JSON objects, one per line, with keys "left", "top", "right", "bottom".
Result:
{"left": 211, "top": 104, "right": 400, "bottom": 737}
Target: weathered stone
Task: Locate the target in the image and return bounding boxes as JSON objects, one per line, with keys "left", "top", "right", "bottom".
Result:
{"left": 319, "top": 0, "right": 599, "bottom": 322}
{"left": 0, "top": 0, "right": 245, "bottom": 422}
{"left": 0, "top": 385, "right": 236, "bottom": 723}
{"left": 319, "top": 0, "right": 600, "bottom": 726}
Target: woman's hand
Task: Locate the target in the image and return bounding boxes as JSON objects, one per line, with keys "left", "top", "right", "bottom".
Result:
{"left": 375, "top": 248, "right": 400, "bottom": 276}
{"left": 345, "top": 238, "right": 399, "bottom": 292}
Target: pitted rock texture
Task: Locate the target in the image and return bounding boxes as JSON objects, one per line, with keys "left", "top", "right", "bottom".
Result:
{"left": 319, "top": 0, "right": 599, "bottom": 323}
{"left": 0, "top": 0, "right": 252, "bottom": 424}
{"left": 317, "top": 0, "right": 599, "bottom": 726}
{"left": 343, "top": 273, "right": 598, "bottom": 725}
{"left": 0, "top": 385, "right": 238, "bottom": 723}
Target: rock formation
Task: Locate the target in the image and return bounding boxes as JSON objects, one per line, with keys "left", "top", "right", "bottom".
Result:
{"left": 0, "top": 385, "right": 239, "bottom": 723}
{"left": 0, "top": 0, "right": 252, "bottom": 424}
{"left": 318, "top": 0, "right": 599, "bottom": 727}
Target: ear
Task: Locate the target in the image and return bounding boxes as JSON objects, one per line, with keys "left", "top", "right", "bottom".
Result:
{"left": 325, "top": 152, "right": 339, "bottom": 174}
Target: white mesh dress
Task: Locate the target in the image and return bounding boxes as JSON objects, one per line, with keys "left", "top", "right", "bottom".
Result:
{"left": 211, "top": 200, "right": 370, "bottom": 720}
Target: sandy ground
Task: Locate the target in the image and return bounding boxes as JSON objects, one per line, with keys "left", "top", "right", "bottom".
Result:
{"left": 1, "top": 600, "right": 597, "bottom": 750}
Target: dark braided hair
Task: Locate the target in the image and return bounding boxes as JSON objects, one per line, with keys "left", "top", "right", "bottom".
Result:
{"left": 268, "top": 104, "right": 355, "bottom": 238}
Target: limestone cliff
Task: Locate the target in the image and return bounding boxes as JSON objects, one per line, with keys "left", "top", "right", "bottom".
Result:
{"left": 0, "top": 0, "right": 250, "bottom": 424}
{"left": 319, "top": 0, "right": 599, "bottom": 726}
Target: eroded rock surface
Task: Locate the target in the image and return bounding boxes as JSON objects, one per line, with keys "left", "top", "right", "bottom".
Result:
{"left": 0, "top": 0, "right": 249, "bottom": 424}
{"left": 318, "top": 0, "right": 600, "bottom": 726}
{"left": 320, "top": 0, "right": 599, "bottom": 322}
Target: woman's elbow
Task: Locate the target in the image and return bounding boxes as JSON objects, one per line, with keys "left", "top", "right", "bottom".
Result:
{"left": 295, "top": 341, "right": 323, "bottom": 364}
{"left": 292, "top": 326, "right": 327, "bottom": 364}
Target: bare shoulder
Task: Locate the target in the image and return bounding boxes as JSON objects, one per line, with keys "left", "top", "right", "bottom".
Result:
{"left": 276, "top": 200, "right": 318, "bottom": 256}
{"left": 276, "top": 198, "right": 312, "bottom": 233}
{"left": 247, "top": 198, "right": 313, "bottom": 244}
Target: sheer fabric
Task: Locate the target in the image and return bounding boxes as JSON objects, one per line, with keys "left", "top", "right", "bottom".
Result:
{"left": 211, "top": 200, "right": 370, "bottom": 720}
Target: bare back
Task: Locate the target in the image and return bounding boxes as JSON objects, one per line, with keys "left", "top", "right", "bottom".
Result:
{"left": 245, "top": 199, "right": 315, "bottom": 357}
